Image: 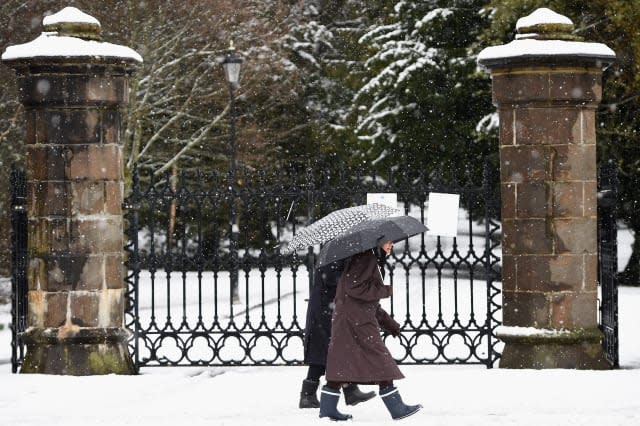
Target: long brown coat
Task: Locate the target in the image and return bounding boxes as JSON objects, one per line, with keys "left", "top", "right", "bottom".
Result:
{"left": 325, "top": 249, "right": 404, "bottom": 383}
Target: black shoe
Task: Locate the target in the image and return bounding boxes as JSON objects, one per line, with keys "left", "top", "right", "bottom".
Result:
{"left": 299, "top": 379, "right": 320, "bottom": 408}
{"left": 343, "top": 383, "right": 376, "bottom": 406}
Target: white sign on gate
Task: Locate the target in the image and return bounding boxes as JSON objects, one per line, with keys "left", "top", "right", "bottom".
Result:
{"left": 367, "top": 192, "right": 398, "bottom": 210}
{"left": 426, "top": 192, "right": 460, "bottom": 238}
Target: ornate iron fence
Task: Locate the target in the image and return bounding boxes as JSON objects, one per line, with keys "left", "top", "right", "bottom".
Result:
{"left": 597, "top": 160, "right": 619, "bottom": 368}
{"left": 8, "top": 161, "right": 621, "bottom": 372}
{"left": 123, "top": 162, "right": 503, "bottom": 369}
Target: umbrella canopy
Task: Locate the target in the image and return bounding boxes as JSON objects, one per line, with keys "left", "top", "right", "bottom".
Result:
{"left": 316, "top": 216, "right": 427, "bottom": 267}
{"left": 283, "top": 203, "right": 399, "bottom": 254}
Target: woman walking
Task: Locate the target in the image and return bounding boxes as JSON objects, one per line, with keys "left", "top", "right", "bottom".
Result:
{"left": 299, "top": 259, "right": 376, "bottom": 408}
{"left": 320, "top": 241, "right": 422, "bottom": 421}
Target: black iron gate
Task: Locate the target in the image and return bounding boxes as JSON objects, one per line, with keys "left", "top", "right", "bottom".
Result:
{"left": 597, "top": 160, "right": 619, "bottom": 368}
{"left": 9, "top": 167, "right": 28, "bottom": 374}
{"left": 9, "top": 162, "right": 621, "bottom": 372}
{"left": 123, "top": 163, "right": 503, "bottom": 369}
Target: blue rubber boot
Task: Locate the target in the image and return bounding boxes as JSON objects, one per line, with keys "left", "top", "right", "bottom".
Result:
{"left": 319, "top": 386, "right": 353, "bottom": 421}
{"left": 380, "top": 386, "right": 422, "bottom": 420}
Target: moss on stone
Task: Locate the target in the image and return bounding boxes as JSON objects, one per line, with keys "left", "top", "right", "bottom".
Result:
{"left": 87, "top": 346, "right": 134, "bottom": 375}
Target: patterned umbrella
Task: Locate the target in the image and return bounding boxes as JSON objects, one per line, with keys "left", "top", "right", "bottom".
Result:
{"left": 316, "top": 216, "right": 427, "bottom": 267}
{"left": 283, "top": 203, "right": 399, "bottom": 254}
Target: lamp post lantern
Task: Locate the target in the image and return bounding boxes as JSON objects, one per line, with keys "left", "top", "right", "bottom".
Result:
{"left": 222, "top": 41, "right": 243, "bottom": 304}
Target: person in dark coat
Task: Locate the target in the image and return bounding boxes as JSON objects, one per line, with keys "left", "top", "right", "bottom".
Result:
{"left": 319, "top": 241, "right": 422, "bottom": 421}
{"left": 299, "top": 259, "right": 376, "bottom": 408}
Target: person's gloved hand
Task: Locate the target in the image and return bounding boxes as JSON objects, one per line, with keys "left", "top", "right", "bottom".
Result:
{"left": 388, "top": 320, "right": 401, "bottom": 337}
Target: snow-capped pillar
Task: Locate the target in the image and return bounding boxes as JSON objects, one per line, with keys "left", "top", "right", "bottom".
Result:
{"left": 1, "top": 7, "right": 142, "bottom": 374}
{"left": 478, "top": 8, "right": 616, "bottom": 369}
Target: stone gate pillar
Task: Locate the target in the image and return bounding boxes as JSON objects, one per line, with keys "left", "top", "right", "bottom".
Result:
{"left": 1, "top": 7, "right": 142, "bottom": 374}
{"left": 478, "top": 8, "right": 616, "bottom": 369}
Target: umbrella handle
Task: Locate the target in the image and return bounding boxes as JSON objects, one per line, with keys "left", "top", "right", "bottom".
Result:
{"left": 285, "top": 200, "right": 295, "bottom": 222}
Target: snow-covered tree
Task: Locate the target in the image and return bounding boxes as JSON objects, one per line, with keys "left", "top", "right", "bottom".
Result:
{"left": 278, "top": 0, "right": 379, "bottom": 166}
{"left": 124, "top": 0, "right": 300, "bottom": 177}
{"left": 350, "top": 0, "right": 494, "bottom": 176}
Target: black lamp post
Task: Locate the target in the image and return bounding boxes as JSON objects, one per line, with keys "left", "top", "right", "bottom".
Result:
{"left": 222, "top": 41, "right": 242, "bottom": 304}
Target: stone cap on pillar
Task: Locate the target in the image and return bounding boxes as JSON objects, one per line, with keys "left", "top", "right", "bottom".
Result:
{"left": 1, "top": 6, "right": 142, "bottom": 68}
{"left": 477, "top": 8, "right": 615, "bottom": 71}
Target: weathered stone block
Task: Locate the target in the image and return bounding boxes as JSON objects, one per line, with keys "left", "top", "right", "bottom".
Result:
{"left": 500, "top": 145, "right": 548, "bottom": 183}
{"left": 548, "top": 72, "right": 602, "bottom": 104}
{"left": 499, "top": 107, "right": 514, "bottom": 145}
{"left": 554, "top": 218, "right": 597, "bottom": 254}
{"left": 517, "top": 182, "right": 549, "bottom": 218}
{"left": 102, "top": 109, "right": 123, "bottom": 145}
{"left": 584, "top": 253, "right": 598, "bottom": 292}
{"left": 503, "top": 219, "right": 553, "bottom": 255}
{"left": 552, "top": 144, "right": 596, "bottom": 181}
{"left": 71, "top": 181, "right": 105, "bottom": 215}
{"left": 69, "top": 218, "right": 123, "bottom": 254}
{"left": 42, "top": 109, "right": 100, "bottom": 145}
{"left": 502, "top": 290, "right": 549, "bottom": 327}
{"left": 501, "top": 183, "right": 516, "bottom": 219}
{"left": 27, "top": 290, "right": 45, "bottom": 328}
{"left": 48, "top": 218, "right": 69, "bottom": 253}
{"left": 44, "top": 292, "right": 68, "bottom": 328}
{"left": 492, "top": 72, "right": 550, "bottom": 105}
{"left": 17, "top": 75, "right": 67, "bottom": 105}
{"left": 502, "top": 255, "right": 516, "bottom": 288}
{"left": 498, "top": 335, "right": 610, "bottom": 369}
{"left": 105, "top": 253, "right": 124, "bottom": 289}
{"left": 28, "top": 181, "right": 70, "bottom": 217}
{"left": 516, "top": 254, "right": 584, "bottom": 292}
{"left": 46, "top": 254, "right": 91, "bottom": 291}
{"left": 25, "top": 109, "right": 37, "bottom": 144}
{"left": 66, "top": 144, "right": 122, "bottom": 180}
{"left": 33, "top": 109, "right": 47, "bottom": 144}
{"left": 584, "top": 181, "right": 597, "bottom": 216}
{"left": 20, "top": 327, "right": 135, "bottom": 375}
{"left": 88, "top": 77, "right": 126, "bottom": 103}
{"left": 28, "top": 218, "right": 49, "bottom": 255}
{"left": 76, "top": 255, "right": 105, "bottom": 291}
{"left": 549, "top": 291, "right": 598, "bottom": 328}
{"left": 27, "top": 145, "right": 66, "bottom": 181}
{"left": 27, "top": 257, "right": 47, "bottom": 291}
{"left": 28, "top": 218, "right": 71, "bottom": 255}
{"left": 105, "top": 181, "right": 123, "bottom": 215}
{"left": 514, "top": 108, "right": 581, "bottom": 145}
{"left": 582, "top": 109, "right": 596, "bottom": 144}
{"left": 552, "top": 182, "right": 583, "bottom": 217}
{"left": 70, "top": 292, "right": 100, "bottom": 327}
{"left": 97, "top": 289, "right": 125, "bottom": 327}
